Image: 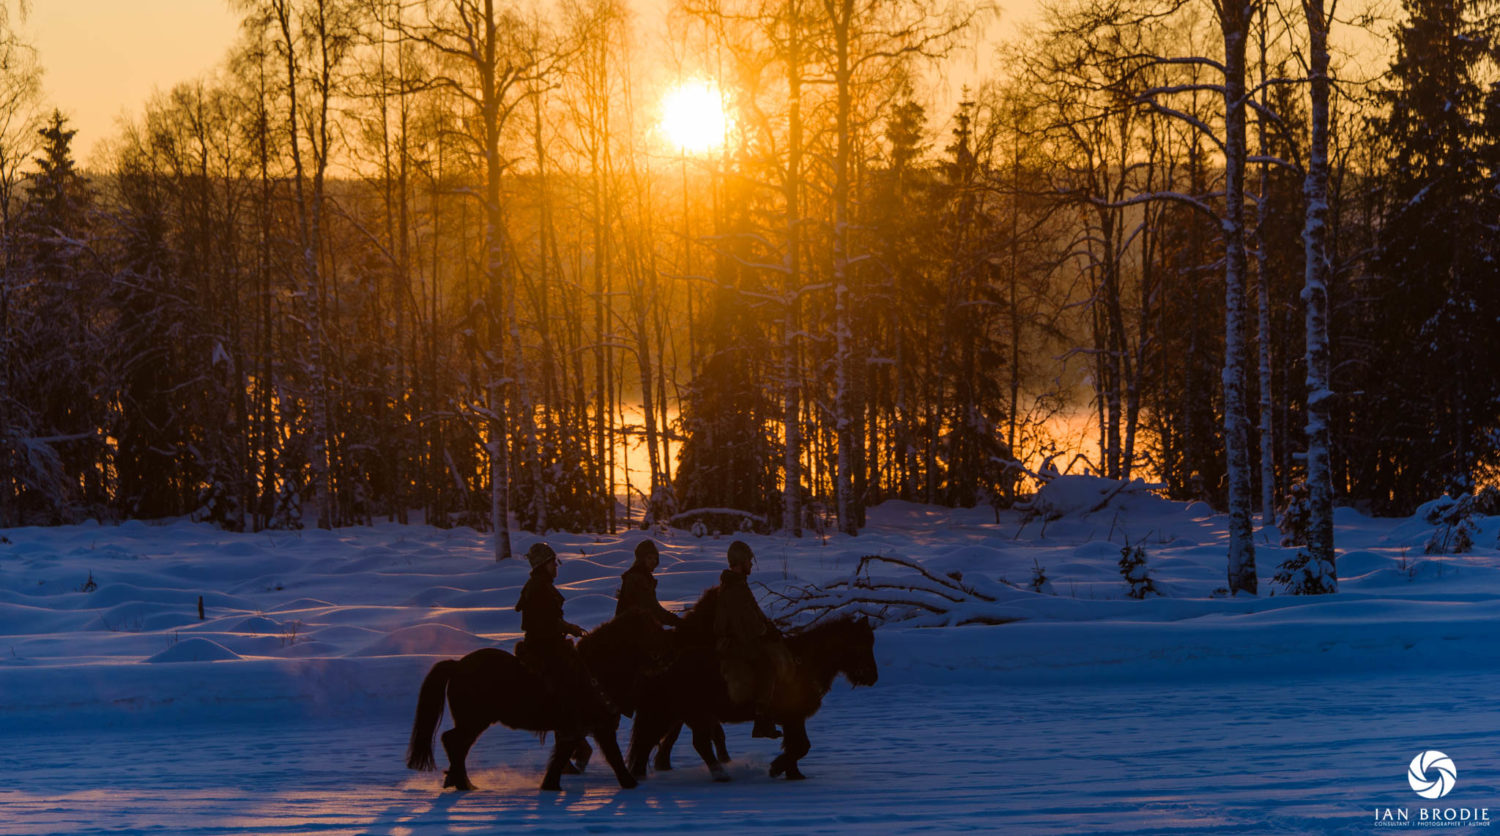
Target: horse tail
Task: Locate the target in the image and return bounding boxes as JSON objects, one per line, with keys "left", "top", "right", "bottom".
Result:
{"left": 406, "top": 659, "right": 457, "bottom": 771}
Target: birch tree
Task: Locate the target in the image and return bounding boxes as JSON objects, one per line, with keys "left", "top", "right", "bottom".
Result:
{"left": 1298, "top": 0, "right": 1336, "bottom": 589}
{"left": 403, "top": 0, "right": 552, "bottom": 558}
{"left": 1216, "top": 0, "right": 1258, "bottom": 595}
{"left": 0, "top": 5, "right": 40, "bottom": 525}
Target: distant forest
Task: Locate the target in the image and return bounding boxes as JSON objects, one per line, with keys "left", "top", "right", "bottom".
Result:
{"left": 0, "top": 0, "right": 1496, "bottom": 565}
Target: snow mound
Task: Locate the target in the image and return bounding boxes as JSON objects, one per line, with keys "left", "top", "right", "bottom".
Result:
{"left": 231, "top": 616, "right": 284, "bottom": 634}
{"left": 93, "top": 601, "right": 200, "bottom": 632}
{"left": 270, "top": 598, "right": 335, "bottom": 612}
{"left": 403, "top": 586, "right": 466, "bottom": 607}
{"left": 1335, "top": 551, "right": 1392, "bottom": 578}
{"left": 144, "top": 638, "right": 242, "bottom": 664}
{"left": 219, "top": 541, "right": 265, "bottom": 557}
{"left": 1022, "top": 476, "right": 1166, "bottom": 519}
{"left": 352, "top": 623, "right": 492, "bottom": 657}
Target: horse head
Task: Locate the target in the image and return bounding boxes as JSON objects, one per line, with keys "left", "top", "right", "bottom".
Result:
{"left": 836, "top": 616, "right": 879, "bottom": 687}
{"left": 788, "top": 615, "right": 879, "bottom": 689}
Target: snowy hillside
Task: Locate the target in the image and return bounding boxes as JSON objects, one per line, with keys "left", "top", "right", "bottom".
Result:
{"left": 4, "top": 479, "right": 1500, "bottom": 833}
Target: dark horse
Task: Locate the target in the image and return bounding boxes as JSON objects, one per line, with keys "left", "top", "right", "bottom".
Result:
{"left": 406, "top": 612, "right": 669, "bottom": 791}
{"left": 628, "top": 612, "right": 878, "bottom": 782}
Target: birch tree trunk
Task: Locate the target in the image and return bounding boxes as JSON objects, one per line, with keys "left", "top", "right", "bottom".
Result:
{"left": 1254, "top": 9, "right": 1276, "bottom": 528}
{"left": 480, "top": 1, "right": 514, "bottom": 561}
{"left": 829, "top": 0, "right": 858, "bottom": 536}
{"left": 783, "top": 0, "right": 804, "bottom": 536}
{"left": 1220, "top": 0, "right": 1258, "bottom": 595}
{"left": 272, "top": 0, "right": 334, "bottom": 530}
{"left": 1301, "top": 0, "right": 1336, "bottom": 588}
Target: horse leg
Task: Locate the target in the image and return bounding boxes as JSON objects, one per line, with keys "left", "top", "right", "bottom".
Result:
{"left": 541, "top": 733, "right": 579, "bottom": 792}
{"left": 571, "top": 738, "right": 593, "bottom": 773}
{"left": 440, "top": 723, "right": 484, "bottom": 791}
{"left": 652, "top": 722, "right": 683, "bottom": 772}
{"left": 713, "top": 723, "right": 731, "bottom": 763}
{"left": 592, "top": 723, "right": 639, "bottom": 789}
{"left": 627, "top": 711, "right": 664, "bottom": 779}
{"left": 690, "top": 722, "right": 730, "bottom": 782}
{"left": 769, "top": 719, "right": 811, "bottom": 780}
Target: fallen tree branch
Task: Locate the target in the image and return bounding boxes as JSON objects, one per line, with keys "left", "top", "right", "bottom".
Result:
{"left": 773, "top": 554, "right": 1019, "bottom": 628}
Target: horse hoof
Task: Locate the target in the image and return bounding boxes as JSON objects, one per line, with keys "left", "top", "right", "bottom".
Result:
{"left": 768, "top": 762, "right": 784, "bottom": 778}
{"left": 540, "top": 780, "right": 562, "bottom": 792}
{"left": 711, "top": 770, "right": 732, "bottom": 783}
{"left": 561, "top": 762, "right": 581, "bottom": 775}
{"left": 443, "top": 772, "right": 476, "bottom": 791}
{"left": 618, "top": 775, "right": 639, "bottom": 789}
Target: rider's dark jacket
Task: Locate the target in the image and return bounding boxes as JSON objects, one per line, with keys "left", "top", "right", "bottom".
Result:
{"left": 615, "top": 563, "right": 682, "bottom": 625}
{"left": 713, "top": 569, "right": 774, "bottom": 658}
{"left": 517, "top": 570, "right": 583, "bottom": 646}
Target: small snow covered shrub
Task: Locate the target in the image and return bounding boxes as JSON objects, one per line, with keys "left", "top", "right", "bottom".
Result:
{"left": 1029, "top": 559, "right": 1052, "bottom": 594}
{"left": 1275, "top": 480, "right": 1310, "bottom": 547}
{"left": 268, "top": 480, "right": 303, "bottom": 530}
{"left": 1420, "top": 494, "right": 1480, "bottom": 554}
{"left": 1118, "top": 544, "right": 1158, "bottom": 599}
{"left": 193, "top": 474, "right": 244, "bottom": 532}
{"left": 1273, "top": 549, "right": 1337, "bottom": 595}
{"left": 1474, "top": 485, "right": 1500, "bottom": 517}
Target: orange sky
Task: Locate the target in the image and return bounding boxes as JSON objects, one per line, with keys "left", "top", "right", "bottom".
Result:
{"left": 15, "top": 0, "right": 1384, "bottom": 170}
{"left": 22, "top": 0, "right": 242, "bottom": 166}
{"left": 14, "top": 0, "right": 1029, "bottom": 167}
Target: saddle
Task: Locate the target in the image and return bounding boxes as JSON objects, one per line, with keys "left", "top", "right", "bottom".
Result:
{"left": 517, "top": 636, "right": 621, "bottom": 719}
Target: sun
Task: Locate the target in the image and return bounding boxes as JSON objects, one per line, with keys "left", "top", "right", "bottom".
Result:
{"left": 660, "top": 80, "right": 728, "bottom": 155}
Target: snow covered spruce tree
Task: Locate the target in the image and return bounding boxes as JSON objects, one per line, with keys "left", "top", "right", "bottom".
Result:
{"left": 8, "top": 112, "right": 105, "bottom": 522}
{"left": 1119, "top": 542, "right": 1158, "bottom": 599}
{"left": 1363, "top": 0, "right": 1500, "bottom": 507}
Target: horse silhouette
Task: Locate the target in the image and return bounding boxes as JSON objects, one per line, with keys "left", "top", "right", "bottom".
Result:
{"left": 628, "top": 608, "right": 878, "bottom": 782}
{"left": 406, "top": 611, "right": 668, "bottom": 791}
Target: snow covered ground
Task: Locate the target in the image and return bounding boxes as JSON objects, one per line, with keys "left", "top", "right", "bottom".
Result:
{"left": 3, "top": 478, "right": 1499, "bottom": 834}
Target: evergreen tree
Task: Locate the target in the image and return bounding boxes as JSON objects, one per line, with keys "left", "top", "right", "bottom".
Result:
{"left": 1366, "top": 0, "right": 1500, "bottom": 508}
{"left": 9, "top": 111, "right": 102, "bottom": 520}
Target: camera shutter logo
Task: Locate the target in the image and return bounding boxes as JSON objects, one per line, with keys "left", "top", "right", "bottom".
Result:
{"left": 1408, "top": 750, "right": 1457, "bottom": 799}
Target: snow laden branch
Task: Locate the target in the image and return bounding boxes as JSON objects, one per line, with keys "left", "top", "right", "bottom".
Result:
{"left": 769, "top": 555, "right": 1024, "bottom": 629}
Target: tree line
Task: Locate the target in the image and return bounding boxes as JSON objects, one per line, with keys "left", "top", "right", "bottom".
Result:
{"left": 0, "top": 0, "right": 1496, "bottom": 591}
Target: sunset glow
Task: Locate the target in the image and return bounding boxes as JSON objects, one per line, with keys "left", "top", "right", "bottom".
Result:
{"left": 660, "top": 80, "right": 727, "bottom": 154}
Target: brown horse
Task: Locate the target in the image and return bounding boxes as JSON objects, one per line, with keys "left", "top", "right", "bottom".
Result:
{"left": 627, "top": 614, "right": 878, "bottom": 781}
{"left": 406, "top": 611, "right": 668, "bottom": 792}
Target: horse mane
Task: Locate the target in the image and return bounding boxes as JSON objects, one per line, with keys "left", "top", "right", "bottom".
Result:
{"left": 676, "top": 585, "right": 721, "bottom": 642}
{"left": 574, "top": 611, "right": 668, "bottom": 716}
{"left": 579, "top": 610, "right": 657, "bottom": 657}
{"left": 784, "top": 615, "right": 871, "bottom": 653}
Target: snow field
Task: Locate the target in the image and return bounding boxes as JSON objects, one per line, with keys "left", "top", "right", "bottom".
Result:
{"left": 3, "top": 477, "right": 1500, "bottom": 832}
